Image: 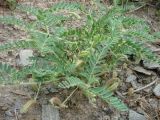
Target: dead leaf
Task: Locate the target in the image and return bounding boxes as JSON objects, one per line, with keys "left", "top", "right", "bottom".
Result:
{"left": 112, "top": 71, "right": 118, "bottom": 78}
{"left": 108, "top": 81, "right": 120, "bottom": 91}
{"left": 106, "top": 77, "right": 120, "bottom": 92}
{"left": 29, "top": 78, "right": 39, "bottom": 92}
{"left": 20, "top": 99, "right": 36, "bottom": 114}
{"left": 127, "top": 88, "right": 134, "bottom": 96}
{"left": 49, "top": 97, "right": 67, "bottom": 108}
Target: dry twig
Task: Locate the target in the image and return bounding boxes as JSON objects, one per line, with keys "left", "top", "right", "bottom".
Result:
{"left": 123, "top": 78, "right": 157, "bottom": 95}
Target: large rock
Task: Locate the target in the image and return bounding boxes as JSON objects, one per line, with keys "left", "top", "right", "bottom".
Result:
{"left": 129, "top": 110, "right": 146, "bottom": 120}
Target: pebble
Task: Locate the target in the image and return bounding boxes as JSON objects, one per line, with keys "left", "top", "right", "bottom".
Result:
{"left": 43, "top": 89, "right": 50, "bottom": 94}
{"left": 43, "top": 86, "right": 58, "bottom": 95}
{"left": 28, "top": 15, "right": 37, "bottom": 21}
{"left": 126, "top": 75, "right": 137, "bottom": 82}
{"left": 129, "top": 110, "right": 146, "bottom": 120}
{"left": 47, "top": 86, "right": 58, "bottom": 93}
{"left": 153, "top": 84, "right": 160, "bottom": 98}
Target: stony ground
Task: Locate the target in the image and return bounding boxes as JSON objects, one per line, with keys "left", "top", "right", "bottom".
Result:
{"left": 0, "top": 0, "right": 160, "bottom": 120}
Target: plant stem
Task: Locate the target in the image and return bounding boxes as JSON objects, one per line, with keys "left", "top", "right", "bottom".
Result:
{"left": 123, "top": 79, "right": 157, "bottom": 95}
{"left": 34, "top": 82, "right": 41, "bottom": 100}
{"left": 62, "top": 87, "right": 78, "bottom": 105}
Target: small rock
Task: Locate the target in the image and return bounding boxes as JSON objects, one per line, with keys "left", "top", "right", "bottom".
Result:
{"left": 133, "top": 66, "right": 152, "bottom": 76}
{"left": 126, "top": 74, "right": 138, "bottom": 89}
{"left": 28, "top": 15, "right": 37, "bottom": 21}
{"left": 149, "top": 99, "right": 158, "bottom": 109}
{"left": 130, "top": 81, "right": 138, "bottom": 89}
{"left": 2, "top": 106, "right": 8, "bottom": 111}
{"left": 129, "top": 110, "right": 146, "bottom": 120}
{"left": 102, "top": 107, "right": 114, "bottom": 115}
{"left": 5, "top": 110, "right": 14, "bottom": 117}
{"left": 16, "top": 49, "right": 33, "bottom": 66}
{"left": 43, "top": 88, "right": 50, "bottom": 95}
{"left": 126, "top": 75, "right": 137, "bottom": 82}
{"left": 47, "top": 86, "right": 58, "bottom": 93}
{"left": 153, "top": 84, "right": 160, "bottom": 98}
{"left": 143, "top": 61, "right": 160, "bottom": 70}
{"left": 43, "top": 85, "right": 58, "bottom": 94}
{"left": 42, "top": 105, "right": 59, "bottom": 120}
